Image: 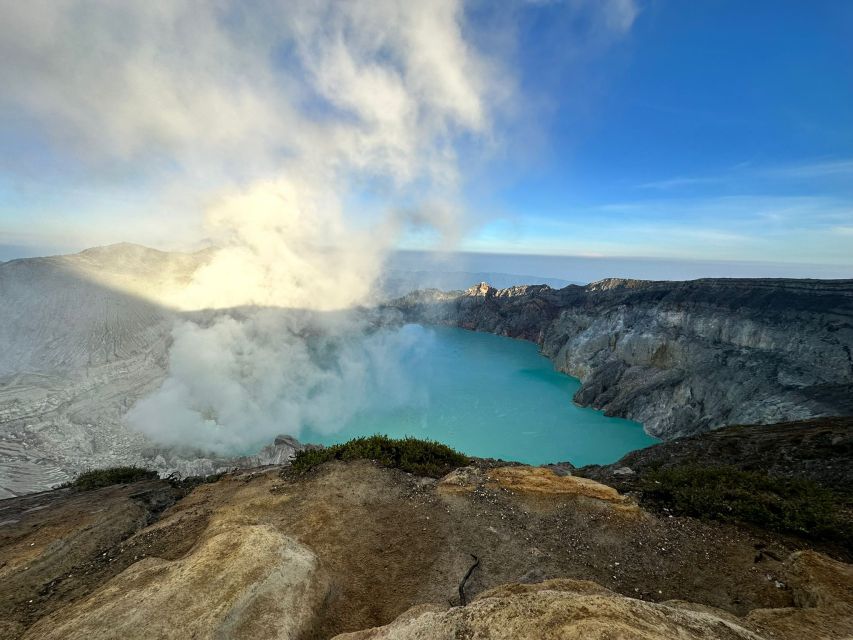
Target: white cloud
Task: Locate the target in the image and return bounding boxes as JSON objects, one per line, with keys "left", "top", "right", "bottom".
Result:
{"left": 0, "top": 1, "right": 498, "bottom": 190}
{"left": 600, "top": 0, "right": 640, "bottom": 33}
{"left": 637, "top": 157, "right": 853, "bottom": 193}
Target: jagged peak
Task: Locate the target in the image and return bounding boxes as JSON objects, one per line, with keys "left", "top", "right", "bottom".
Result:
{"left": 465, "top": 282, "right": 496, "bottom": 297}
{"left": 464, "top": 282, "right": 554, "bottom": 298}
{"left": 585, "top": 277, "right": 646, "bottom": 292}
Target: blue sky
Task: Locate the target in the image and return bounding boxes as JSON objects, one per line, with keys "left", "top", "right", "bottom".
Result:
{"left": 458, "top": 0, "right": 853, "bottom": 266}
{"left": 1, "top": 1, "right": 851, "bottom": 275}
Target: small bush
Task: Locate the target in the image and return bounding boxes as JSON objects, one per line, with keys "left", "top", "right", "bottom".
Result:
{"left": 71, "top": 466, "right": 159, "bottom": 491}
{"left": 167, "top": 472, "right": 225, "bottom": 491}
{"left": 640, "top": 464, "right": 849, "bottom": 541}
{"left": 291, "top": 435, "right": 469, "bottom": 477}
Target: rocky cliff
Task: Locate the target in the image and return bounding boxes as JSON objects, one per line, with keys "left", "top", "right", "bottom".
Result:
{"left": 392, "top": 278, "right": 853, "bottom": 439}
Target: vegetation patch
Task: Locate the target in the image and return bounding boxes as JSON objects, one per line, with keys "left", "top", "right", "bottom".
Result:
{"left": 291, "top": 435, "right": 469, "bottom": 477}
{"left": 167, "top": 472, "right": 225, "bottom": 491}
{"left": 639, "top": 464, "right": 851, "bottom": 543}
{"left": 70, "top": 466, "right": 159, "bottom": 491}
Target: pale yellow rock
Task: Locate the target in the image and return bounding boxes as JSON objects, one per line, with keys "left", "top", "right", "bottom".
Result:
{"left": 439, "top": 465, "right": 641, "bottom": 515}
{"left": 486, "top": 466, "right": 626, "bottom": 502}
{"left": 23, "top": 524, "right": 328, "bottom": 640}
{"left": 436, "top": 466, "right": 480, "bottom": 494}
{"left": 334, "top": 579, "right": 766, "bottom": 640}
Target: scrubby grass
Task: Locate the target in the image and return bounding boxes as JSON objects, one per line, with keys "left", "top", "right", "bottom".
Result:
{"left": 291, "top": 435, "right": 469, "bottom": 477}
{"left": 639, "top": 464, "right": 850, "bottom": 542}
{"left": 70, "top": 466, "right": 159, "bottom": 491}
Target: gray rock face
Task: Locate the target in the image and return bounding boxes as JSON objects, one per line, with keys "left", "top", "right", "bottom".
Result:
{"left": 145, "top": 434, "right": 305, "bottom": 481}
{"left": 392, "top": 278, "right": 853, "bottom": 440}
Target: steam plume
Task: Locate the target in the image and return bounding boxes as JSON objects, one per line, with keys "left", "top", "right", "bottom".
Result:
{"left": 98, "top": 1, "right": 496, "bottom": 451}
{"left": 0, "top": 0, "right": 637, "bottom": 452}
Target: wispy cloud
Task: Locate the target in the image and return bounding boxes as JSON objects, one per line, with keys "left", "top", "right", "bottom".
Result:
{"left": 481, "top": 193, "right": 853, "bottom": 265}
{"left": 524, "top": 0, "right": 640, "bottom": 34}
{"left": 763, "top": 159, "right": 853, "bottom": 179}
{"left": 636, "top": 177, "right": 723, "bottom": 190}
{"left": 635, "top": 158, "right": 853, "bottom": 193}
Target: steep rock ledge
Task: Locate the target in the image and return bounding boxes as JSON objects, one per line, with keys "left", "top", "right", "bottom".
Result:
{"left": 390, "top": 278, "right": 853, "bottom": 439}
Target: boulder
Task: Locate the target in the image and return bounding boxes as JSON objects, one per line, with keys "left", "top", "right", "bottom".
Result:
{"left": 23, "top": 524, "right": 328, "bottom": 640}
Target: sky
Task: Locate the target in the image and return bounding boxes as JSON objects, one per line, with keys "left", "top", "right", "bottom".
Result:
{"left": 1, "top": 0, "right": 851, "bottom": 277}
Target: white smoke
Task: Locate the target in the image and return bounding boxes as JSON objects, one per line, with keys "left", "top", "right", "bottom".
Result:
{"left": 127, "top": 315, "right": 430, "bottom": 454}
{"left": 1, "top": 0, "right": 637, "bottom": 453}
{"left": 103, "top": 0, "right": 496, "bottom": 452}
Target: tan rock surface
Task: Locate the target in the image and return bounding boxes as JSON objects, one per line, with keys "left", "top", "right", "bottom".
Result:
{"left": 22, "top": 523, "right": 328, "bottom": 640}
{"left": 334, "top": 579, "right": 766, "bottom": 640}
{"left": 440, "top": 465, "right": 641, "bottom": 515}
{"left": 336, "top": 551, "right": 853, "bottom": 640}
{"left": 487, "top": 465, "right": 632, "bottom": 502}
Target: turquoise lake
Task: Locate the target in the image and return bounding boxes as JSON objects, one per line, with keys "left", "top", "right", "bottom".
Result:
{"left": 301, "top": 325, "right": 657, "bottom": 466}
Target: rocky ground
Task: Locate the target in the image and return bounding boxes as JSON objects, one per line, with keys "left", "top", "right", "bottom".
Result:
{"left": 1, "top": 456, "right": 851, "bottom": 639}
{"left": 392, "top": 279, "right": 853, "bottom": 439}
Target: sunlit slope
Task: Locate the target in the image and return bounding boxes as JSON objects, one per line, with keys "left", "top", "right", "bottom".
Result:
{"left": 0, "top": 243, "right": 212, "bottom": 374}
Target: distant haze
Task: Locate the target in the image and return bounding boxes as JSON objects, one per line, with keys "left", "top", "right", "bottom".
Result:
{"left": 3, "top": 244, "right": 848, "bottom": 283}
{"left": 387, "top": 251, "right": 852, "bottom": 283}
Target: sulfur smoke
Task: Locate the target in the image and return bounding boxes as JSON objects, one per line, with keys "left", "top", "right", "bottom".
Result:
{"left": 106, "top": 0, "right": 497, "bottom": 452}
{"left": 2, "top": 0, "right": 637, "bottom": 453}
{"left": 127, "top": 315, "right": 432, "bottom": 454}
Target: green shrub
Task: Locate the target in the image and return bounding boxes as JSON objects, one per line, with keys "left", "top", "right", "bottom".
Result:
{"left": 640, "top": 464, "right": 849, "bottom": 541}
{"left": 291, "top": 435, "right": 469, "bottom": 477}
{"left": 71, "top": 466, "right": 159, "bottom": 491}
{"left": 167, "top": 472, "right": 225, "bottom": 491}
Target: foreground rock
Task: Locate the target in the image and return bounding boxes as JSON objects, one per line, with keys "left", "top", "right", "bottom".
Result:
{"left": 336, "top": 580, "right": 765, "bottom": 640}
{"left": 392, "top": 279, "right": 853, "bottom": 439}
{"left": 2, "top": 461, "right": 851, "bottom": 638}
{"left": 0, "top": 479, "right": 180, "bottom": 637}
{"left": 337, "top": 553, "right": 853, "bottom": 640}
{"left": 24, "top": 524, "right": 327, "bottom": 640}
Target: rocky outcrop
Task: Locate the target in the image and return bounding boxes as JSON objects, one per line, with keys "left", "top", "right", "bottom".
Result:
{"left": 393, "top": 279, "right": 853, "bottom": 439}
{"left": 440, "top": 465, "right": 641, "bottom": 516}
{"left": 23, "top": 524, "right": 328, "bottom": 640}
